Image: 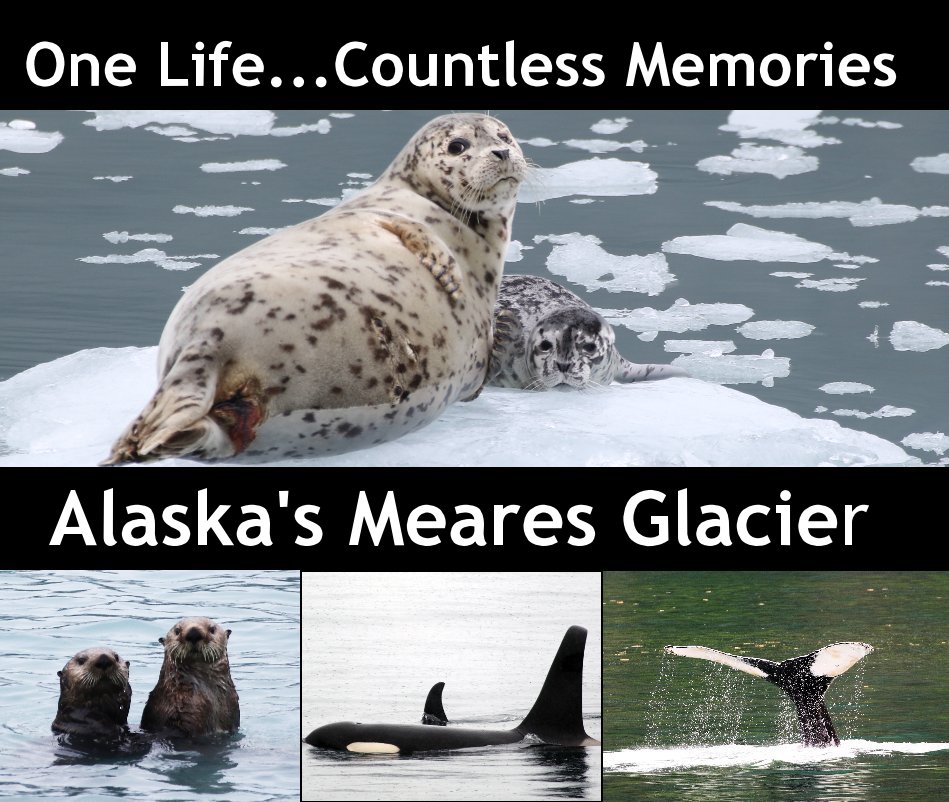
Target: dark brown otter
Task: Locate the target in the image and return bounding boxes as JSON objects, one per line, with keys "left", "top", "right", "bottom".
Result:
{"left": 140, "top": 616, "right": 240, "bottom": 737}
{"left": 52, "top": 647, "right": 132, "bottom": 740}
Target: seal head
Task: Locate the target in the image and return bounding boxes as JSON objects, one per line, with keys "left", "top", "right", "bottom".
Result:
{"left": 52, "top": 647, "right": 132, "bottom": 740}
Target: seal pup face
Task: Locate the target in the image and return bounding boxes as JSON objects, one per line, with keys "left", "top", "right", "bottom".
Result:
{"left": 527, "top": 308, "right": 614, "bottom": 389}
{"left": 389, "top": 113, "right": 528, "bottom": 219}
{"left": 160, "top": 616, "right": 231, "bottom": 666}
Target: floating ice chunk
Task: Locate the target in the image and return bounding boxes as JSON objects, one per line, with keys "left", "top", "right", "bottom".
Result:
{"left": 283, "top": 197, "right": 339, "bottom": 206}
{"left": 859, "top": 301, "right": 889, "bottom": 308}
{"left": 928, "top": 264, "right": 949, "bottom": 271}
{"left": 237, "top": 226, "right": 288, "bottom": 236}
{"left": 664, "top": 340, "right": 736, "bottom": 355}
{"left": 172, "top": 204, "right": 254, "bottom": 217}
{"left": 699, "top": 143, "right": 819, "bottom": 179}
{"left": 831, "top": 406, "right": 914, "bottom": 419}
{"left": 591, "top": 117, "right": 632, "bottom": 135}
{"left": 737, "top": 320, "right": 814, "bottom": 339}
{"left": 637, "top": 331, "right": 658, "bottom": 342}
{"left": 868, "top": 326, "right": 880, "bottom": 345}
{"left": 772, "top": 271, "right": 813, "bottom": 279}
{"left": 77, "top": 248, "right": 219, "bottom": 271}
{"left": 535, "top": 233, "right": 674, "bottom": 295}
{"left": 815, "top": 405, "right": 829, "bottom": 413}
{"left": 911, "top": 154, "right": 949, "bottom": 173}
{"left": 599, "top": 298, "right": 753, "bottom": 333}
{"left": 664, "top": 223, "right": 873, "bottom": 264}
{"left": 890, "top": 321, "right": 949, "bottom": 351}
{"left": 836, "top": 117, "right": 903, "bottom": 129}
{"left": 670, "top": 349, "right": 791, "bottom": 386}
{"left": 0, "top": 346, "right": 910, "bottom": 467}
{"left": 719, "top": 110, "right": 839, "bottom": 147}
{"left": 0, "top": 167, "right": 29, "bottom": 176}
{"left": 820, "top": 382, "right": 874, "bottom": 395}
{"left": 144, "top": 125, "right": 197, "bottom": 137}
{"left": 0, "top": 121, "right": 64, "bottom": 153}
{"left": 103, "top": 231, "right": 173, "bottom": 244}
{"left": 200, "top": 159, "right": 287, "bottom": 173}
{"left": 707, "top": 197, "right": 946, "bottom": 227}
{"left": 519, "top": 158, "right": 658, "bottom": 203}
{"left": 93, "top": 175, "right": 132, "bottom": 182}
{"left": 902, "top": 432, "right": 949, "bottom": 455}
{"left": 796, "top": 277, "right": 865, "bottom": 291}
{"left": 563, "top": 139, "right": 647, "bottom": 154}
{"left": 926, "top": 281, "right": 949, "bottom": 287}
{"left": 330, "top": 112, "right": 355, "bottom": 119}
{"left": 569, "top": 198, "right": 599, "bottom": 205}
{"left": 84, "top": 110, "right": 330, "bottom": 138}
{"left": 270, "top": 120, "right": 331, "bottom": 136}
{"left": 505, "top": 240, "right": 533, "bottom": 263}
{"left": 520, "top": 137, "right": 557, "bottom": 147}
{"left": 347, "top": 172, "right": 373, "bottom": 179}
{"left": 939, "top": 246, "right": 949, "bottom": 258}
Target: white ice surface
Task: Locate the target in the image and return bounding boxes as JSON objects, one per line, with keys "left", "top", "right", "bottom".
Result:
{"left": 831, "top": 405, "right": 914, "bottom": 419}
{"left": 859, "top": 301, "right": 888, "bottom": 308}
{"left": 93, "top": 175, "right": 132, "bottom": 182}
{"left": 536, "top": 233, "right": 673, "bottom": 295}
{"left": 910, "top": 154, "right": 949, "bottom": 174}
{"left": 670, "top": 350, "right": 791, "bottom": 386}
{"left": 237, "top": 226, "right": 288, "bottom": 237}
{"left": 937, "top": 246, "right": 949, "bottom": 259}
{"left": 664, "top": 223, "right": 874, "bottom": 264}
{"left": 172, "top": 204, "right": 254, "bottom": 217}
{"left": 820, "top": 382, "right": 874, "bottom": 395}
{"left": 719, "top": 110, "right": 839, "bottom": 148}
{"left": 520, "top": 137, "right": 557, "bottom": 147}
{"left": 737, "top": 320, "right": 814, "bottom": 340}
{"left": 83, "top": 110, "right": 330, "bottom": 138}
{"left": 77, "top": 248, "right": 219, "bottom": 272}
{"left": 0, "top": 121, "right": 63, "bottom": 153}
{"left": 102, "top": 231, "right": 173, "bottom": 244}
{"left": 0, "top": 347, "right": 909, "bottom": 468}
{"left": 890, "top": 321, "right": 949, "bottom": 352}
{"left": 505, "top": 240, "right": 532, "bottom": 263}
{"left": 664, "top": 340, "right": 736, "bottom": 355}
{"left": 519, "top": 158, "right": 658, "bottom": 203}
{"left": 0, "top": 167, "right": 29, "bottom": 176}
{"left": 200, "top": 159, "right": 287, "bottom": 173}
{"left": 707, "top": 197, "right": 949, "bottom": 227}
{"left": 591, "top": 117, "right": 632, "bottom": 135}
{"left": 599, "top": 299, "right": 754, "bottom": 333}
{"left": 902, "top": 432, "right": 949, "bottom": 455}
{"left": 796, "top": 277, "right": 865, "bottom": 292}
{"left": 698, "top": 144, "right": 819, "bottom": 179}
{"left": 563, "top": 139, "right": 647, "bottom": 154}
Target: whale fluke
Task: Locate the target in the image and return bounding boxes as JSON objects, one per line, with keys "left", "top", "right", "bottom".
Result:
{"left": 664, "top": 642, "right": 874, "bottom": 747}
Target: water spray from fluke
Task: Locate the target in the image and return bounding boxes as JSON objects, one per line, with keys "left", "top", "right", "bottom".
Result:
{"left": 664, "top": 642, "right": 874, "bottom": 747}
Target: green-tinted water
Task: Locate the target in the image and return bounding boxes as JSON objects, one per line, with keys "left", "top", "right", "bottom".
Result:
{"left": 603, "top": 572, "right": 948, "bottom": 801}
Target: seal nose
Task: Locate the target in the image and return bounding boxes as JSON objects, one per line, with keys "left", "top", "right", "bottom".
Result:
{"left": 94, "top": 653, "right": 115, "bottom": 671}
{"left": 492, "top": 148, "right": 510, "bottom": 161}
{"left": 556, "top": 362, "right": 571, "bottom": 373}
{"left": 185, "top": 627, "right": 204, "bottom": 645}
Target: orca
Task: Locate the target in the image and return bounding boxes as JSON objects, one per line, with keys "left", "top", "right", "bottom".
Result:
{"left": 305, "top": 625, "right": 600, "bottom": 754}
{"left": 421, "top": 681, "right": 448, "bottom": 726}
{"left": 664, "top": 642, "right": 873, "bottom": 747}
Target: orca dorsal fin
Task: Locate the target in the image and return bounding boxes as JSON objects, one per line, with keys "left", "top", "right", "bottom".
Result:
{"left": 421, "top": 681, "right": 448, "bottom": 725}
{"left": 518, "top": 625, "right": 599, "bottom": 746}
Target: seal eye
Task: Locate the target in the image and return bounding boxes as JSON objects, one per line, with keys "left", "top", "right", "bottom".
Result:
{"left": 447, "top": 138, "right": 470, "bottom": 155}
{"left": 538, "top": 340, "right": 553, "bottom": 352}
{"left": 209, "top": 626, "right": 216, "bottom": 634}
{"left": 174, "top": 627, "right": 181, "bottom": 635}
{"left": 76, "top": 656, "right": 88, "bottom": 665}
{"left": 582, "top": 343, "right": 597, "bottom": 354}
{"left": 498, "top": 132, "right": 511, "bottom": 143}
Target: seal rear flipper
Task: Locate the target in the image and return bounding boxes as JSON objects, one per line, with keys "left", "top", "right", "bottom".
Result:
{"left": 613, "top": 356, "right": 689, "bottom": 383}
{"left": 518, "top": 625, "right": 600, "bottom": 746}
{"left": 421, "top": 681, "right": 448, "bottom": 725}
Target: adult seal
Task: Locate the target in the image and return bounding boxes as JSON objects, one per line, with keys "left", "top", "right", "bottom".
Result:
{"left": 488, "top": 274, "right": 687, "bottom": 389}
{"left": 106, "top": 113, "right": 528, "bottom": 463}
{"left": 140, "top": 617, "right": 240, "bottom": 737}
{"left": 51, "top": 647, "right": 132, "bottom": 741}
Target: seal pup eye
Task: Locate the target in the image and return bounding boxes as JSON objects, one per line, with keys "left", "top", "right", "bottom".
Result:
{"left": 538, "top": 340, "right": 553, "bottom": 352}
{"left": 76, "top": 656, "right": 88, "bottom": 665}
{"left": 498, "top": 132, "right": 512, "bottom": 143}
{"left": 447, "top": 138, "right": 470, "bottom": 155}
{"left": 582, "top": 343, "right": 597, "bottom": 354}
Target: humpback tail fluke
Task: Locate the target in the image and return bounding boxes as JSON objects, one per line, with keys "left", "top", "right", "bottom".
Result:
{"left": 518, "top": 625, "right": 600, "bottom": 746}
{"left": 421, "top": 681, "right": 448, "bottom": 726}
{"left": 664, "top": 642, "right": 873, "bottom": 747}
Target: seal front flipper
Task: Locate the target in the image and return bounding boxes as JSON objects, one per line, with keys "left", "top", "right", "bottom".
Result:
{"left": 665, "top": 642, "right": 873, "bottom": 747}
{"left": 421, "top": 682, "right": 448, "bottom": 725}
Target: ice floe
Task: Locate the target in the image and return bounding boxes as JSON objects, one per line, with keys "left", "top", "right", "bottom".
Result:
{"left": 200, "top": 159, "right": 287, "bottom": 173}
{"left": 536, "top": 233, "right": 673, "bottom": 295}
{"left": 590, "top": 117, "right": 632, "bottom": 135}
{"left": 93, "top": 175, "right": 132, "bottom": 182}
{"left": 237, "top": 226, "right": 288, "bottom": 237}
{"left": 664, "top": 340, "right": 737, "bottom": 355}
{"left": 598, "top": 298, "right": 753, "bottom": 333}
{"left": 282, "top": 197, "right": 339, "bottom": 207}
{"left": 772, "top": 271, "right": 813, "bottom": 279}
{"left": 663, "top": 224, "right": 875, "bottom": 264}
{"left": 926, "top": 281, "right": 949, "bottom": 287}
{"left": 172, "top": 204, "right": 254, "bottom": 217}
{"left": 796, "top": 277, "right": 865, "bottom": 292}
{"left": 505, "top": 240, "right": 532, "bottom": 263}
{"left": 519, "top": 158, "right": 658, "bottom": 203}
{"left": 520, "top": 137, "right": 557, "bottom": 147}
{"left": 0, "top": 120, "right": 64, "bottom": 153}
{"left": 901, "top": 432, "right": 949, "bottom": 455}
{"left": 563, "top": 139, "right": 647, "bottom": 154}
{"left": 83, "top": 110, "right": 331, "bottom": 139}
{"left": 737, "top": 320, "right": 814, "bottom": 339}
{"left": 0, "top": 167, "right": 29, "bottom": 176}
{"left": 707, "top": 197, "right": 949, "bottom": 227}
{"left": 77, "top": 248, "right": 219, "bottom": 271}
{"left": 103, "top": 231, "right": 173, "bottom": 244}
{"left": 825, "top": 117, "right": 903, "bottom": 129}
{"left": 670, "top": 349, "right": 791, "bottom": 387}
{"left": 858, "top": 301, "right": 889, "bottom": 308}
{"left": 698, "top": 144, "right": 819, "bottom": 179}
{"left": 890, "top": 321, "right": 949, "bottom": 352}
{"left": 830, "top": 406, "right": 914, "bottom": 419}
{"left": 820, "top": 382, "right": 874, "bottom": 395}
{"left": 719, "top": 110, "right": 840, "bottom": 148}
{"left": 910, "top": 154, "right": 949, "bottom": 174}
{"left": 0, "top": 346, "right": 910, "bottom": 467}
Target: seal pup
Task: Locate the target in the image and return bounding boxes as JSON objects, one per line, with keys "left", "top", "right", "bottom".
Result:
{"left": 665, "top": 642, "right": 874, "bottom": 746}
{"left": 52, "top": 647, "right": 132, "bottom": 741}
{"left": 106, "top": 113, "right": 527, "bottom": 463}
{"left": 140, "top": 617, "right": 240, "bottom": 737}
{"left": 489, "top": 274, "right": 687, "bottom": 389}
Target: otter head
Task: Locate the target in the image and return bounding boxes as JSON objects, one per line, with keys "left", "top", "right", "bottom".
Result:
{"left": 160, "top": 617, "right": 231, "bottom": 666}
{"left": 527, "top": 308, "right": 615, "bottom": 389}
{"left": 53, "top": 647, "right": 131, "bottom": 735}
{"left": 389, "top": 113, "right": 528, "bottom": 221}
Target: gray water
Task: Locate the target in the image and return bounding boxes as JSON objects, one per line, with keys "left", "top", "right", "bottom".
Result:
{"left": 301, "top": 572, "right": 602, "bottom": 800}
{"left": 0, "top": 570, "right": 300, "bottom": 800}
{"left": 1, "top": 109, "right": 946, "bottom": 462}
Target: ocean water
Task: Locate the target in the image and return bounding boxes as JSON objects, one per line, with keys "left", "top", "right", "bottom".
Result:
{"left": 301, "top": 572, "right": 602, "bottom": 800}
{"left": 0, "top": 109, "right": 947, "bottom": 465}
{"left": 0, "top": 570, "right": 300, "bottom": 800}
{"left": 603, "top": 571, "right": 949, "bottom": 802}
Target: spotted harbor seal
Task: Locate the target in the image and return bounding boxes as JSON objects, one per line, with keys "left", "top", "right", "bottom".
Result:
{"left": 140, "top": 617, "right": 240, "bottom": 737}
{"left": 105, "top": 113, "right": 527, "bottom": 463}
{"left": 52, "top": 647, "right": 132, "bottom": 740}
{"left": 488, "top": 274, "right": 687, "bottom": 389}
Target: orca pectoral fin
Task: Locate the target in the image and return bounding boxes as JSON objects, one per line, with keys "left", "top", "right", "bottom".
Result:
{"left": 809, "top": 642, "right": 874, "bottom": 677}
{"left": 421, "top": 681, "right": 449, "bottom": 726}
{"left": 664, "top": 645, "right": 773, "bottom": 678}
